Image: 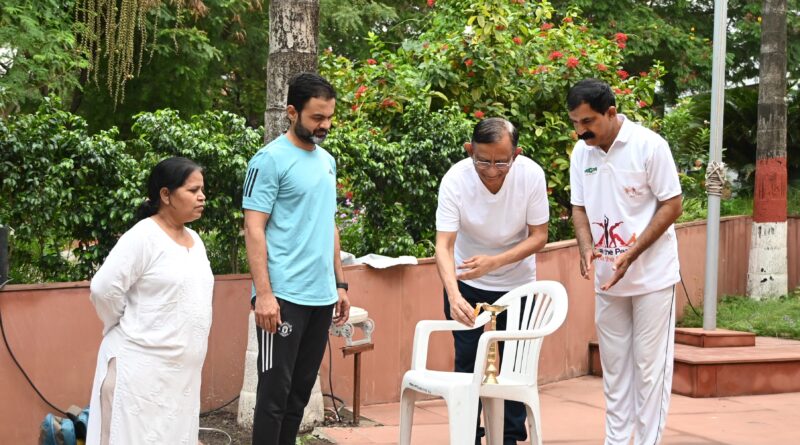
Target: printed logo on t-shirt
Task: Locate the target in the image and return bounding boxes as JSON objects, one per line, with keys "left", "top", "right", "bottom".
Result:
{"left": 623, "top": 185, "right": 644, "bottom": 198}
{"left": 592, "top": 215, "right": 637, "bottom": 260}
{"left": 328, "top": 168, "right": 334, "bottom": 176}
{"left": 584, "top": 167, "right": 598, "bottom": 175}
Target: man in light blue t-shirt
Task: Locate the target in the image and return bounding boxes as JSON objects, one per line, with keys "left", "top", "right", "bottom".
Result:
{"left": 243, "top": 72, "right": 350, "bottom": 445}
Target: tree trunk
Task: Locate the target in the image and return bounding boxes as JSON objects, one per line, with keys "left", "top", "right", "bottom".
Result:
{"left": 263, "top": 0, "right": 320, "bottom": 142}
{"left": 239, "top": 0, "right": 324, "bottom": 433}
{"left": 747, "top": 0, "right": 788, "bottom": 299}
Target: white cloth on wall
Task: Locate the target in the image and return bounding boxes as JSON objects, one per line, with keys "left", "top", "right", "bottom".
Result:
{"left": 86, "top": 218, "right": 214, "bottom": 445}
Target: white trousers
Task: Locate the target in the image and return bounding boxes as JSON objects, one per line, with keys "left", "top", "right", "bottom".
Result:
{"left": 596, "top": 286, "right": 675, "bottom": 445}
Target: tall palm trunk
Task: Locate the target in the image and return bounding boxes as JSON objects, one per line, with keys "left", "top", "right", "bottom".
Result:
{"left": 747, "top": 0, "right": 788, "bottom": 299}
{"left": 239, "top": 0, "right": 323, "bottom": 430}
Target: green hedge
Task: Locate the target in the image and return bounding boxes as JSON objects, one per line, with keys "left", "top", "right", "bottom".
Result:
{"left": 0, "top": 99, "right": 262, "bottom": 282}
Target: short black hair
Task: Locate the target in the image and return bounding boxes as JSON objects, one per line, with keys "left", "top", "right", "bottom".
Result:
{"left": 567, "top": 78, "right": 616, "bottom": 113}
{"left": 287, "top": 72, "right": 337, "bottom": 114}
{"left": 136, "top": 157, "right": 203, "bottom": 221}
{"left": 471, "top": 117, "right": 519, "bottom": 148}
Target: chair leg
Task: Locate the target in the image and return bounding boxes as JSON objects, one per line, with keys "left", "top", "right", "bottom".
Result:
{"left": 482, "top": 397, "right": 504, "bottom": 445}
{"left": 447, "top": 395, "right": 480, "bottom": 445}
{"left": 399, "top": 388, "right": 418, "bottom": 445}
{"left": 524, "top": 391, "right": 543, "bottom": 445}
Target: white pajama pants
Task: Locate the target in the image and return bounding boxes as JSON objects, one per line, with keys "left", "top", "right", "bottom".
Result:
{"left": 596, "top": 286, "right": 676, "bottom": 445}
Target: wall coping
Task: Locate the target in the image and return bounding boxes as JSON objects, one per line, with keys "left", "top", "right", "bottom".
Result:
{"left": 0, "top": 214, "right": 771, "bottom": 293}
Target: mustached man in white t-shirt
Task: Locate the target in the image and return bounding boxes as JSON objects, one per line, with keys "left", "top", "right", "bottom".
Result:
{"left": 567, "top": 79, "right": 683, "bottom": 445}
{"left": 435, "top": 117, "right": 550, "bottom": 445}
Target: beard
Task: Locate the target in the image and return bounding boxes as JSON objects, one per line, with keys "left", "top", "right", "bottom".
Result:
{"left": 294, "top": 118, "right": 329, "bottom": 145}
{"left": 577, "top": 131, "right": 596, "bottom": 141}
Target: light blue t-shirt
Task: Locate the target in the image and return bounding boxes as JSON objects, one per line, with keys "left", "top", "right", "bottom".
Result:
{"left": 242, "top": 134, "right": 338, "bottom": 306}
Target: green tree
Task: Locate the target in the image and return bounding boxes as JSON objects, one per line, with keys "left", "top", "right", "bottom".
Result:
{"left": 75, "top": 0, "right": 267, "bottom": 134}
{"left": 552, "top": 0, "right": 800, "bottom": 105}
{"left": 0, "top": 0, "right": 86, "bottom": 114}
{"left": 321, "top": 0, "right": 662, "bottom": 255}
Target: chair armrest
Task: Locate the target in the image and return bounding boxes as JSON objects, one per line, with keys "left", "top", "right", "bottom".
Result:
{"left": 471, "top": 328, "right": 556, "bottom": 375}
{"left": 410, "top": 314, "right": 491, "bottom": 370}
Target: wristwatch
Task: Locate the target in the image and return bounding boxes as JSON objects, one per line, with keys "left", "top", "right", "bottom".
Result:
{"left": 336, "top": 282, "right": 349, "bottom": 291}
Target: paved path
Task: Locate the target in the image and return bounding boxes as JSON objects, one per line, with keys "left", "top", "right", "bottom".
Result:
{"left": 316, "top": 375, "right": 800, "bottom": 444}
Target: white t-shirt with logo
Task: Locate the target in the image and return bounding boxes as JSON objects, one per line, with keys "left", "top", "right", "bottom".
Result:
{"left": 570, "top": 115, "right": 682, "bottom": 297}
{"left": 436, "top": 156, "right": 550, "bottom": 291}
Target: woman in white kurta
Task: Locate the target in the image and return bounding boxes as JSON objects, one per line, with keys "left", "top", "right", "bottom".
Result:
{"left": 86, "top": 157, "right": 214, "bottom": 445}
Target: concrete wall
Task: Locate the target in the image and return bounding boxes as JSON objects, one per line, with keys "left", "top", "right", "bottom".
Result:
{"left": 1, "top": 216, "right": 797, "bottom": 442}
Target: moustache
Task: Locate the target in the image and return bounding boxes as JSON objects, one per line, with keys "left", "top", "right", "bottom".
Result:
{"left": 577, "top": 131, "right": 595, "bottom": 141}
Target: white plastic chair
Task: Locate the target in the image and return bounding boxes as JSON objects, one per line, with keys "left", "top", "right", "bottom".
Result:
{"left": 398, "top": 280, "right": 568, "bottom": 445}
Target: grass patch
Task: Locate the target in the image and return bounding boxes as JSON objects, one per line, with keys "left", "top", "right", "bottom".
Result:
{"left": 679, "top": 288, "right": 800, "bottom": 340}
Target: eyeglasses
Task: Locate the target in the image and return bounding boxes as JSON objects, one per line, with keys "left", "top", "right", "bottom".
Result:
{"left": 472, "top": 157, "right": 513, "bottom": 170}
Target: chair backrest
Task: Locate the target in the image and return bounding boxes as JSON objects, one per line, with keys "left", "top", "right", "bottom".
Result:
{"left": 494, "top": 281, "right": 568, "bottom": 384}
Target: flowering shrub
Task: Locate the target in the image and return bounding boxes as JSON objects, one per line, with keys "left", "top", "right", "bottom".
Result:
{"left": 321, "top": 0, "right": 662, "bottom": 255}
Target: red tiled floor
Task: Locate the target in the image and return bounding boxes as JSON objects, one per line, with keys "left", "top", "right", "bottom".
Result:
{"left": 316, "top": 376, "right": 800, "bottom": 444}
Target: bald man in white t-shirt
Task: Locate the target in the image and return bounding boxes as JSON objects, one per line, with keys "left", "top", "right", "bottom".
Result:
{"left": 567, "top": 79, "right": 683, "bottom": 445}
{"left": 435, "top": 117, "right": 550, "bottom": 445}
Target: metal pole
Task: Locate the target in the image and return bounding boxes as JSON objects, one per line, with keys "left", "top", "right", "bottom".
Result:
{"left": 703, "top": 0, "right": 729, "bottom": 331}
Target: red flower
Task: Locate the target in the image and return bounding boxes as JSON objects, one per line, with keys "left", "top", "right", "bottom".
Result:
{"left": 495, "top": 25, "right": 506, "bottom": 31}
{"left": 639, "top": 71, "right": 648, "bottom": 77}
{"left": 614, "top": 88, "right": 623, "bottom": 94}
{"left": 615, "top": 32, "right": 628, "bottom": 43}
{"left": 563, "top": 17, "right": 573, "bottom": 23}
{"left": 566, "top": 57, "right": 579, "bottom": 69}
{"left": 465, "top": 58, "right": 474, "bottom": 67}
{"left": 579, "top": 25, "right": 588, "bottom": 32}
{"left": 440, "top": 44, "right": 449, "bottom": 51}
{"left": 474, "top": 110, "right": 485, "bottom": 119}
{"left": 541, "top": 23, "right": 554, "bottom": 31}
{"left": 623, "top": 88, "right": 632, "bottom": 95}
{"left": 638, "top": 100, "right": 648, "bottom": 108}
{"left": 467, "top": 71, "right": 475, "bottom": 77}
{"left": 513, "top": 36, "right": 523, "bottom": 45}
{"left": 367, "top": 58, "right": 377, "bottom": 65}
{"left": 345, "top": 191, "right": 353, "bottom": 200}
{"left": 355, "top": 85, "right": 368, "bottom": 99}
{"left": 596, "top": 63, "right": 608, "bottom": 71}
{"left": 427, "top": 0, "right": 435, "bottom": 7}
{"left": 617, "top": 42, "right": 626, "bottom": 49}
{"left": 380, "top": 98, "right": 396, "bottom": 108}
{"left": 548, "top": 51, "right": 563, "bottom": 60}
{"left": 580, "top": 49, "right": 587, "bottom": 56}
{"left": 530, "top": 65, "right": 549, "bottom": 74}
{"left": 617, "top": 69, "right": 629, "bottom": 80}
{"left": 351, "top": 104, "right": 359, "bottom": 111}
